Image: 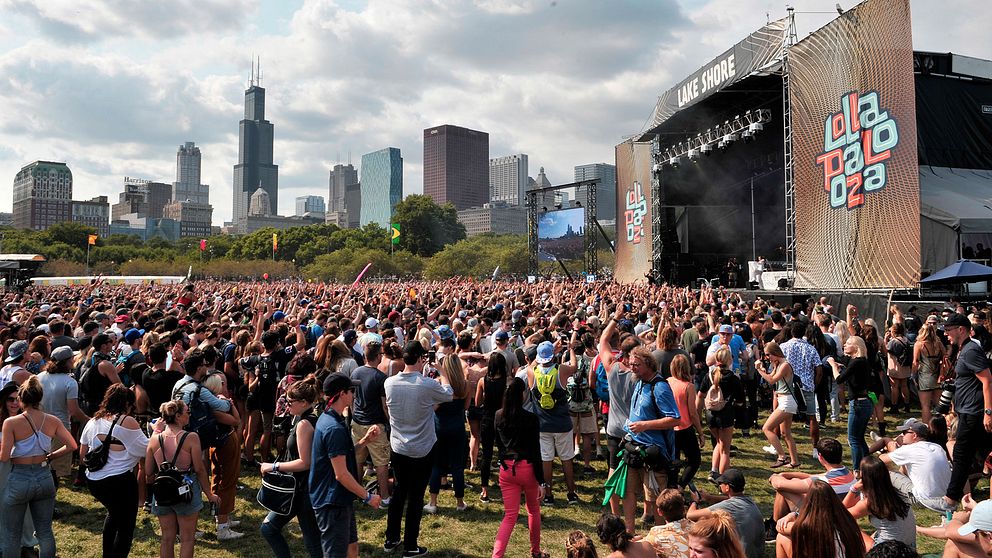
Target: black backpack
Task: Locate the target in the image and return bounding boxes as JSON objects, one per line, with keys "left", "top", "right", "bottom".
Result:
{"left": 78, "top": 353, "right": 110, "bottom": 416}
{"left": 150, "top": 432, "right": 194, "bottom": 507}
{"left": 172, "top": 380, "right": 223, "bottom": 448}
{"left": 893, "top": 338, "right": 913, "bottom": 367}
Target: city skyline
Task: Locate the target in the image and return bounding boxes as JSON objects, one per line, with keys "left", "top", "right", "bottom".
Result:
{"left": 0, "top": 1, "right": 984, "bottom": 225}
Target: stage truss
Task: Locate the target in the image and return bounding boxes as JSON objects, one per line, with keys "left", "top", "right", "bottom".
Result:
{"left": 526, "top": 179, "right": 600, "bottom": 278}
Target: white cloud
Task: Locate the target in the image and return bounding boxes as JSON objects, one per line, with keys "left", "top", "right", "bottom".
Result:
{"left": 0, "top": 0, "right": 988, "bottom": 226}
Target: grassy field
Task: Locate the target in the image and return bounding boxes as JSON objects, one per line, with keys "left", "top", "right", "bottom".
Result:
{"left": 49, "top": 409, "right": 952, "bottom": 557}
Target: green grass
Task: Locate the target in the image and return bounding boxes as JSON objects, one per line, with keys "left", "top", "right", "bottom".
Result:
{"left": 50, "top": 410, "right": 951, "bottom": 557}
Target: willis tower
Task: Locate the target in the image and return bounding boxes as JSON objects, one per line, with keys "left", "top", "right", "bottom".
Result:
{"left": 233, "top": 60, "right": 278, "bottom": 222}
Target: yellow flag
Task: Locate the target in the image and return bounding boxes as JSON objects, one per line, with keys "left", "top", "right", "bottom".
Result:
{"left": 272, "top": 233, "right": 278, "bottom": 252}
{"left": 87, "top": 234, "right": 98, "bottom": 246}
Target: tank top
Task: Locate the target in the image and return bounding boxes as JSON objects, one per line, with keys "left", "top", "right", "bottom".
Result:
{"left": 869, "top": 506, "right": 917, "bottom": 548}
{"left": 481, "top": 377, "right": 506, "bottom": 419}
{"left": 774, "top": 363, "right": 794, "bottom": 395}
{"left": 10, "top": 413, "right": 53, "bottom": 458}
{"left": 286, "top": 412, "right": 317, "bottom": 483}
{"left": 435, "top": 398, "right": 466, "bottom": 434}
{"left": 667, "top": 376, "right": 693, "bottom": 431}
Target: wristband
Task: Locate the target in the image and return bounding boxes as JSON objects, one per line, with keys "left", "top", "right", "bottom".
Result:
{"left": 273, "top": 462, "right": 279, "bottom": 472}
{"left": 363, "top": 492, "right": 373, "bottom": 504}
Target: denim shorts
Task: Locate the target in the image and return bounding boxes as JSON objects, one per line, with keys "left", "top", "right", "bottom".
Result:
{"left": 151, "top": 474, "right": 203, "bottom": 517}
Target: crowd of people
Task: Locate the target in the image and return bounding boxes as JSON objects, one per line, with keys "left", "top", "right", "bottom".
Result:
{"left": 1, "top": 277, "right": 992, "bottom": 557}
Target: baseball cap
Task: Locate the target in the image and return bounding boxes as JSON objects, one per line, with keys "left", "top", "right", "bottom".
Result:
{"left": 959, "top": 500, "right": 992, "bottom": 535}
{"left": 0, "top": 381, "right": 18, "bottom": 402}
{"left": 365, "top": 317, "right": 379, "bottom": 330}
{"left": 5, "top": 340, "right": 28, "bottom": 363}
{"left": 94, "top": 312, "right": 109, "bottom": 321}
{"left": 718, "top": 324, "right": 734, "bottom": 334}
{"left": 535, "top": 341, "right": 555, "bottom": 364}
{"left": 114, "top": 315, "right": 129, "bottom": 324}
{"left": 272, "top": 310, "right": 286, "bottom": 321}
{"left": 495, "top": 330, "right": 510, "bottom": 342}
{"left": 47, "top": 313, "right": 63, "bottom": 322}
{"left": 39, "top": 304, "right": 51, "bottom": 314}
{"left": 945, "top": 313, "right": 972, "bottom": 330}
{"left": 51, "top": 346, "right": 74, "bottom": 363}
{"left": 714, "top": 468, "right": 745, "bottom": 491}
{"left": 436, "top": 325, "right": 454, "bottom": 340}
{"left": 343, "top": 330, "right": 358, "bottom": 343}
{"left": 494, "top": 303, "right": 504, "bottom": 313}
{"left": 37, "top": 324, "right": 51, "bottom": 334}
{"left": 511, "top": 309, "right": 523, "bottom": 321}
{"left": 124, "top": 328, "right": 145, "bottom": 344}
{"left": 388, "top": 310, "right": 401, "bottom": 322}
{"left": 360, "top": 333, "right": 383, "bottom": 348}
{"left": 895, "top": 418, "right": 929, "bottom": 437}
{"left": 926, "top": 315, "right": 940, "bottom": 324}
{"left": 457, "top": 310, "right": 468, "bottom": 319}
{"left": 322, "top": 372, "right": 361, "bottom": 397}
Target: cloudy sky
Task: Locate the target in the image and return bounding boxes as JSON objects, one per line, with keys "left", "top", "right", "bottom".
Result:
{"left": 0, "top": 0, "right": 987, "bottom": 225}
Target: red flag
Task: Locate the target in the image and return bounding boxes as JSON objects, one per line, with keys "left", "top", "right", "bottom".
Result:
{"left": 199, "top": 239, "right": 207, "bottom": 251}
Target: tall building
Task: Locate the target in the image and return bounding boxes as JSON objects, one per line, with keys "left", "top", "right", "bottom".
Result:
{"left": 12, "top": 161, "right": 72, "bottom": 231}
{"left": 296, "top": 195, "right": 325, "bottom": 217}
{"left": 112, "top": 178, "right": 172, "bottom": 221}
{"left": 71, "top": 196, "right": 110, "bottom": 237}
{"left": 0, "top": 213, "right": 12, "bottom": 227}
{"left": 328, "top": 163, "right": 358, "bottom": 213}
{"left": 423, "top": 124, "right": 489, "bottom": 210}
{"left": 531, "top": 166, "right": 557, "bottom": 209}
{"left": 174, "top": 142, "right": 209, "bottom": 205}
{"left": 232, "top": 67, "right": 278, "bottom": 223}
{"left": 360, "top": 148, "right": 403, "bottom": 228}
{"left": 489, "top": 154, "right": 528, "bottom": 206}
{"left": 574, "top": 163, "right": 617, "bottom": 221}
{"left": 345, "top": 182, "right": 362, "bottom": 229}
{"left": 248, "top": 188, "right": 271, "bottom": 217}
{"left": 162, "top": 200, "right": 212, "bottom": 238}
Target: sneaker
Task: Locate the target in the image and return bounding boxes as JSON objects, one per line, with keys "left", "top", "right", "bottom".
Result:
{"left": 423, "top": 504, "right": 438, "bottom": 514}
{"left": 869, "top": 431, "right": 881, "bottom": 443}
{"left": 479, "top": 493, "right": 490, "bottom": 503}
{"left": 583, "top": 465, "right": 596, "bottom": 476}
{"left": 543, "top": 493, "right": 555, "bottom": 506}
{"left": 216, "top": 525, "right": 245, "bottom": 541}
{"left": 455, "top": 503, "right": 468, "bottom": 512}
{"left": 403, "top": 547, "right": 428, "bottom": 557}
{"left": 384, "top": 540, "right": 402, "bottom": 552}
{"left": 708, "top": 470, "right": 720, "bottom": 483}
{"left": 763, "top": 445, "right": 778, "bottom": 455}
{"left": 567, "top": 492, "right": 579, "bottom": 505}
{"left": 381, "top": 497, "right": 391, "bottom": 508}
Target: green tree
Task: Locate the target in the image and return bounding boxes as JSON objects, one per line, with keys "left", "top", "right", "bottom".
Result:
{"left": 302, "top": 247, "right": 422, "bottom": 282}
{"left": 424, "top": 234, "right": 527, "bottom": 279}
{"left": 392, "top": 195, "right": 466, "bottom": 257}
{"left": 43, "top": 222, "right": 96, "bottom": 250}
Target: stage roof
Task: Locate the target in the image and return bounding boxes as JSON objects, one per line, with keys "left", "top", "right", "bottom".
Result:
{"left": 920, "top": 167, "right": 992, "bottom": 233}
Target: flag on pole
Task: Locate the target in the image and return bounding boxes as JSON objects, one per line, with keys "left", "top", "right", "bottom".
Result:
{"left": 88, "top": 234, "right": 98, "bottom": 246}
{"left": 272, "top": 233, "right": 278, "bottom": 252}
{"left": 390, "top": 223, "right": 401, "bottom": 245}
{"left": 491, "top": 266, "right": 500, "bottom": 281}
{"left": 199, "top": 239, "right": 207, "bottom": 251}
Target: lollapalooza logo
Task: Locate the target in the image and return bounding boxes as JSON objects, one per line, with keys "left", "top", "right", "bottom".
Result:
{"left": 814, "top": 90, "right": 899, "bottom": 210}
{"left": 624, "top": 181, "right": 647, "bottom": 244}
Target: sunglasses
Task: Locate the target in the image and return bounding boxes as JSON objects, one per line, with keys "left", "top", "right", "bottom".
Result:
{"left": 6, "top": 396, "right": 18, "bottom": 403}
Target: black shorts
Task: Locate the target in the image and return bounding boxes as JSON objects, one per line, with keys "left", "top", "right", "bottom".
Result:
{"left": 606, "top": 435, "right": 623, "bottom": 470}
{"left": 467, "top": 405, "right": 484, "bottom": 422}
{"left": 315, "top": 504, "right": 357, "bottom": 557}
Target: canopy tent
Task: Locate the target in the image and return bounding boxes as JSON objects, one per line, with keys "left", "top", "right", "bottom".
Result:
{"left": 919, "top": 167, "right": 992, "bottom": 274}
{"left": 920, "top": 260, "right": 992, "bottom": 285}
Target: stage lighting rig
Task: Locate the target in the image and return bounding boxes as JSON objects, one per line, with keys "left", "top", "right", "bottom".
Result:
{"left": 700, "top": 143, "right": 713, "bottom": 156}
{"left": 688, "top": 148, "right": 699, "bottom": 161}
{"left": 748, "top": 122, "right": 764, "bottom": 134}
{"left": 669, "top": 156, "right": 681, "bottom": 168}
{"left": 654, "top": 108, "right": 771, "bottom": 166}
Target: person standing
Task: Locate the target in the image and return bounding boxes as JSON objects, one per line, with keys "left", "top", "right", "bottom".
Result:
{"left": 668, "top": 355, "right": 705, "bottom": 489}
{"left": 383, "top": 341, "right": 454, "bottom": 557}
{"left": 830, "top": 337, "right": 874, "bottom": 473}
{"left": 757, "top": 342, "right": 800, "bottom": 468}
{"left": 781, "top": 321, "right": 824, "bottom": 451}
{"left": 476, "top": 353, "right": 508, "bottom": 503}
{"left": 527, "top": 340, "right": 581, "bottom": 505}
{"left": 0, "top": 377, "right": 78, "bottom": 558}
{"left": 79, "top": 384, "right": 149, "bottom": 558}
{"left": 350, "top": 340, "right": 392, "bottom": 505}
{"left": 310, "top": 373, "right": 382, "bottom": 558}
{"left": 942, "top": 313, "right": 992, "bottom": 509}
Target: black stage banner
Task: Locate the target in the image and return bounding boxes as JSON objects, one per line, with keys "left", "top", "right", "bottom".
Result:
{"left": 649, "top": 18, "right": 786, "bottom": 130}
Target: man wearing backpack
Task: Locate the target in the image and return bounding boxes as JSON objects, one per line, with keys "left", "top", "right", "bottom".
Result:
{"left": 885, "top": 323, "right": 914, "bottom": 415}
{"left": 172, "top": 349, "right": 233, "bottom": 448}
{"left": 566, "top": 333, "right": 597, "bottom": 476}
{"left": 526, "top": 340, "right": 580, "bottom": 506}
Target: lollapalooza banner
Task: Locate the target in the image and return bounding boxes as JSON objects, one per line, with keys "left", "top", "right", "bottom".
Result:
{"left": 790, "top": 0, "right": 920, "bottom": 289}
{"left": 650, "top": 18, "right": 786, "bottom": 129}
{"left": 614, "top": 140, "right": 654, "bottom": 284}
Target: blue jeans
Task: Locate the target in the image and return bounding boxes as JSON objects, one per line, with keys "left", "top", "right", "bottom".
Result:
{"left": 260, "top": 480, "right": 322, "bottom": 558}
{"left": 848, "top": 398, "right": 873, "bottom": 471}
{"left": 429, "top": 428, "right": 466, "bottom": 498}
{"left": 2, "top": 464, "right": 56, "bottom": 558}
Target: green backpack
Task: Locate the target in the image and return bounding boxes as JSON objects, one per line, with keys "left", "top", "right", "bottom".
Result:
{"left": 534, "top": 365, "right": 560, "bottom": 410}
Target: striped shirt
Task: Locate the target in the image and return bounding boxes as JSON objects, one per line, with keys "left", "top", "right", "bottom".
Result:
{"left": 812, "top": 466, "right": 856, "bottom": 496}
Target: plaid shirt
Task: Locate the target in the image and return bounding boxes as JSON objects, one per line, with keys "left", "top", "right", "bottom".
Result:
{"left": 781, "top": 337, "right": 822, "bottom": 391}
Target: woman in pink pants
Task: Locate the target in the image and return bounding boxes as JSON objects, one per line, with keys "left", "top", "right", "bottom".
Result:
{"left": 492, "top": 378, "right": 548, "bottom": 558}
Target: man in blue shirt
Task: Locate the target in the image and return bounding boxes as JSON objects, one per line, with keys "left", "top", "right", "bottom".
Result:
{"left": 310, "top": 372, "right": 382, "bottom": 558}
{"left": 622, "top": 345, "right": 680, "bottom": 534}
{"left": 706, "top": 324, "right": 747, "bottom": 373}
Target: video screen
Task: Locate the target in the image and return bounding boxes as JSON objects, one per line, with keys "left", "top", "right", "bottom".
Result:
{"left": 538, "top": 207, "right": 585, "bottom": 261}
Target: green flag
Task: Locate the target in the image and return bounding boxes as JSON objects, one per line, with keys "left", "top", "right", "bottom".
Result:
{"left": 391, "top": 223, "right": 401, "bottom": 245}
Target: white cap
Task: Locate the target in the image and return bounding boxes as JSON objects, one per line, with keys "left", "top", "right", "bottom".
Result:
{"left": 960, "top": 500, "right": 992, "bottom": 535}
{"left": 365, "top": 317, "right": 379, "bottom": 330}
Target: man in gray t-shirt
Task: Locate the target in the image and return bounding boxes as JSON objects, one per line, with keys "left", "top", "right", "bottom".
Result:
{"left": 687, "top": 469, "right": 765, "bottom": 558}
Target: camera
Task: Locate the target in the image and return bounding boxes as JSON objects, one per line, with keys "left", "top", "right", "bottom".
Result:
{"left": 934, "top": 380, "right": 956, "bottom": 415}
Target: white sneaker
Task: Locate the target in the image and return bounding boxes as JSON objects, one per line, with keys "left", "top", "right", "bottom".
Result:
{"left": 812, "top": 448, "right": 820, "bottom": 460}
{"left": 455, "top": 503, "right": 467, "bottom": 512}
{"left": 423, "top": 504, "right": 438, "bottom": 514}
{"left": 869, "top": 431, "right": 881, "bottom": 443}
{"left": 217, "top": 525, "right": 245, "bottom": 541}
{"left": 763, "top": 445, "right": 777, "bottom": 455}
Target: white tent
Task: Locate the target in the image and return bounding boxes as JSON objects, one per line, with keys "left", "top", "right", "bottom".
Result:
{"left": 919, "top": 166, "right": 992, "bottom": 274}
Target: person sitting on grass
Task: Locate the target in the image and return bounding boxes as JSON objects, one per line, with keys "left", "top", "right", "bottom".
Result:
{"left": 774, "top": 480, "right": 866, "bottom": 558}
{"left": 686, "top": 510, "right": 747, "bottom": 558}
{"left": 686, "top": 469, "right": 764, "bottom": 558}
{"left": 843, "top": 456, "right": 916, "bottom": 551}
{"left": 644, "top": 488, "right": 692, "bottom": 558}
{"left": 872, "top": 418, "right": 954, "bottom": 513}
{"left": 769, "top": 437, "right": 855, "bottom": 520}
{"left": 565, "top": 530, "right": 599, "bottom": 558}
{"left": 918, "top": 496, "right": 992, "bottom": 558}
{"left": 595, "top": 513, "right": 656, "bottom": 558}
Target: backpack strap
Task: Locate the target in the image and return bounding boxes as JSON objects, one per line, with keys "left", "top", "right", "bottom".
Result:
{"left": 172, "top": 378, "right": 198, "bottom": 400}
{"left": 159, "top": 431, "right": 191, "bottom": 469}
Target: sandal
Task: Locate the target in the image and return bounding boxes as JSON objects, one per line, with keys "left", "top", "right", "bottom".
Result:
{"left": 785, "top": 462, "right": 801, "bottom": 468}
{"left": 770, "top": 457, "right": 788, "bottom": 468}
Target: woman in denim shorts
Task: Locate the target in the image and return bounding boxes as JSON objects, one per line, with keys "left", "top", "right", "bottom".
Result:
{"left": 146, "top": 400, "right": 221, "bottom": 558}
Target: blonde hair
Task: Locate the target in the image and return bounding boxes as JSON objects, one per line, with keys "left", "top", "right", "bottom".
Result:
{"left": 202, "top": 372, "right": 225, "bottom": 395}
{"left": 834, "top": 320, "right": 851, "bottom": 348}
{"left": 670, "top": 354, "right": 693, "bottom": 383}
{"left": 764, "top": 341, "right": 785, "bottom": 359}
{"left": 687, "top": 510, "right": 747, "bottom": 558}
{"left": 565, "top": 530, "right": 598, "bottom": 558}
{"left": 18, "top": 376, "right": 43, "bottom": 408}
{"left": 847, "top": 336, "right": 868, "bottom": 359}
{"left": 442, "top": 354, "right": 467, "bottom": 399}
{"left": 712, "top": 347, "right": 732, "bottom": 387}
{"left": 159, "top": 399, "right": 187, "bottom": 425}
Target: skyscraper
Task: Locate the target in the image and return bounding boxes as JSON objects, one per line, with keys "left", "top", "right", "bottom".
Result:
{"left": 328, "top": 163, "right": 358, "bottom": 213}
{"left": 12, "top": 161, "right": 72, "bottom": 231}
{"left": 345, "top": 182, "right": 362, "bottom": 229}
{"left": 296, "top": 195, "right": 325, "bottom": 216}
{"left": 489, "top": 154, "right": 528, "bottom": 206}
{"left": 423, "top": 124, "right": 489, "bottom": 210}
{"left": 574, "top": 163, "right": 617, "bottom": 221}
{"left": 232, "top": 65, "right": 278, "bottom": 222}
{"left": 174, "top": 142, "right": 209, "bottom": 205}
{"left": 360, "top": 148, "right": 403, "bottom": 228}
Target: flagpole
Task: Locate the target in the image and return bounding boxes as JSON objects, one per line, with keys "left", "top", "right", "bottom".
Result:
{"left": 86, "top": 243, "right": 90, "bottom": 277}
